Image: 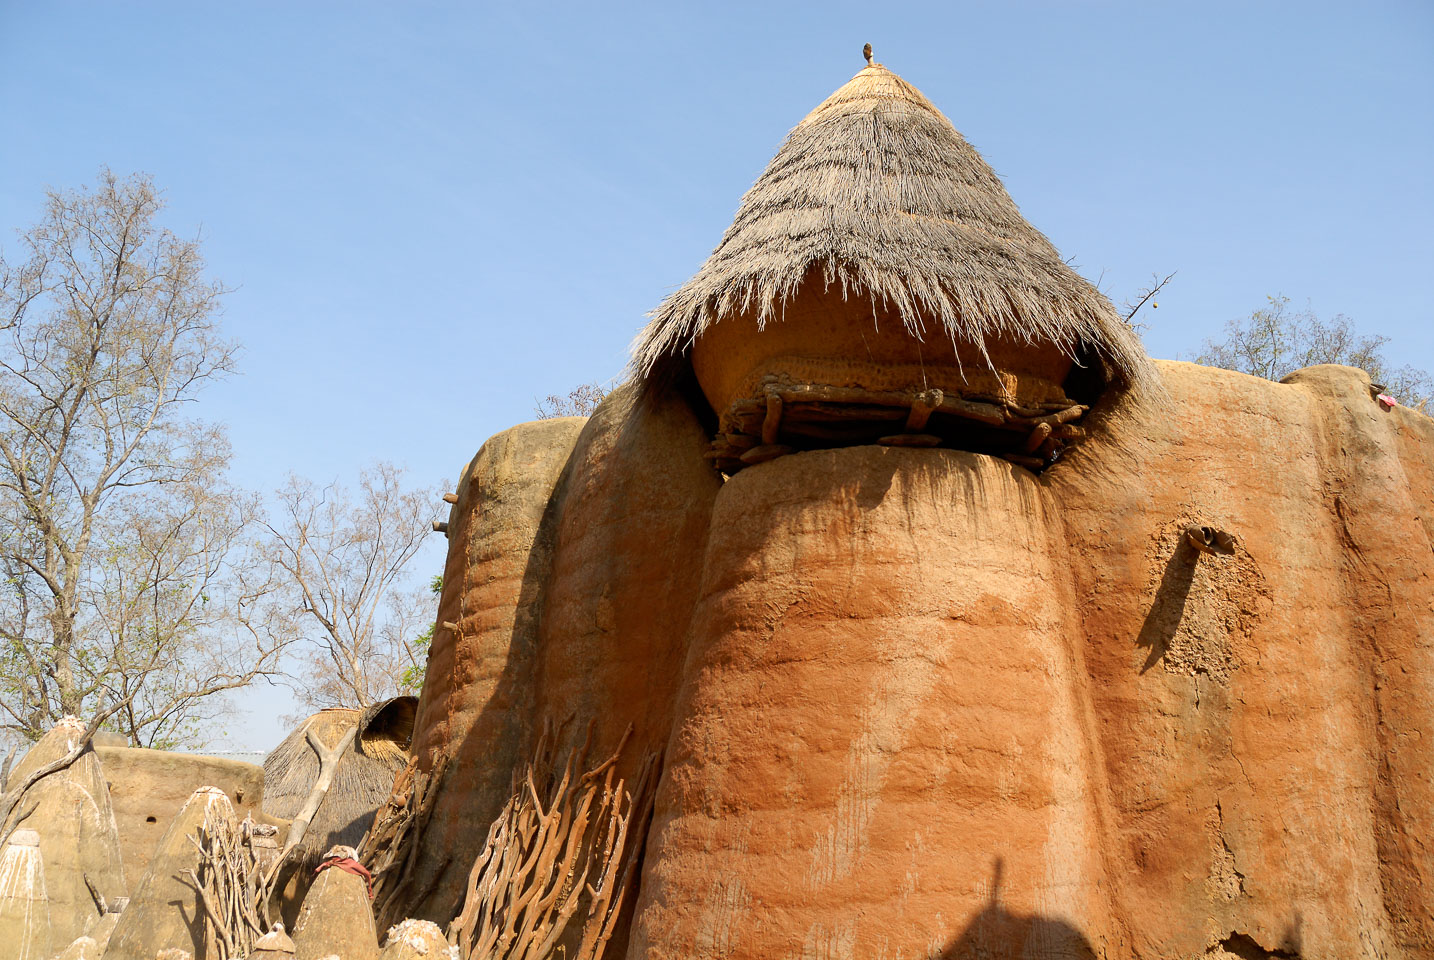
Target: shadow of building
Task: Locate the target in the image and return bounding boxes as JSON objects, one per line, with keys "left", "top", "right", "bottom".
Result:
{"left": 940, "top": 860, "right": 1097, "bottom": 960}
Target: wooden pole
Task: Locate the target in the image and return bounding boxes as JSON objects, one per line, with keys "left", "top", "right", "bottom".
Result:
{"left": 282, "top": 726, "right": 357, "bottom": 857}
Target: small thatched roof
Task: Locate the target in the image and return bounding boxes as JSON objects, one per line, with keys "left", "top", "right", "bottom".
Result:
{"left": 634, "top": 50, "right": 1156, "bottom": 395}
{"left": 263, "top": 697, "right": 415, "bottom": 865}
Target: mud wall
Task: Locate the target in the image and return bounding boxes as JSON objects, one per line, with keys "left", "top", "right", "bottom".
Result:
{"left": 397, "top": 361, "right": 1432, "bottom": 959}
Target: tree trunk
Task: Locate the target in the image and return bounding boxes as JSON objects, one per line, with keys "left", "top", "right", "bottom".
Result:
{"left": 51, "top": 614, "right": 81, "bottom": 719}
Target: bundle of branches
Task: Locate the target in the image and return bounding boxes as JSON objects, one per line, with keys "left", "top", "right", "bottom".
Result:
{"left": 360, "top": 753, "right": 450, "bottom": 931}
{"left": 185, "top": 809, "right": 271, "bottom": 958}
{"left": 447, "top": 723, "right": 660, "bottom": 960}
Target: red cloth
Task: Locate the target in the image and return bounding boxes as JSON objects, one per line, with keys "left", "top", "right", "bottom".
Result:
{"left": 315, "top": 856, "right": 373, "bottom": 899}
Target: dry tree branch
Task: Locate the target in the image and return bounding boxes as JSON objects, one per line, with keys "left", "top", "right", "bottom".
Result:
{"left": 577, "top": 753, "right": 660, "bottom": 958}
{"left": 279, "top": 725, "right": 356, "bottom": 859}
{"left": 244, "top": 720, "right": 359, "bottom": 923}
{"left": 83, "top": 872, "right": 108, "bottom": 915}
{"left": 446, "top": 722, "right": 661, "bottom": 960}
{"left": 0, "top": 743, "right": 17, "bottom": 791}
{"left": 183, "top": 805, "right": 270, "bottom": 959}
{"left": 361, "top": 753, "right": 451, "bottom": 932}
{"left": 1123, "top": 270, "right": 1177, "bottom": 328}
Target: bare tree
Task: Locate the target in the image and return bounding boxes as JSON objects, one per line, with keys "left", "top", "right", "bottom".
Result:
{"left": 535, "top": 382, "right": 608, "bottom": 419}
{"left": 0, "top": 170, "right": 291, "bottom": 746}
{"left": 264, "top": 462, "right": 440, "bottom": 713}
{"left": 1197, "top": 295, "right": 1432, "bottom": 411}
{"left": 89, "top": 481, "right": 289, "bottom": 747}
{"left": 1121, "top": 270, "right": 1177, "bottom": 330}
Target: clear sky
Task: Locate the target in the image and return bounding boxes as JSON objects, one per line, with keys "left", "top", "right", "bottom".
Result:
{"left": 2, "top": 1, "right": 1431, "bottom": 751}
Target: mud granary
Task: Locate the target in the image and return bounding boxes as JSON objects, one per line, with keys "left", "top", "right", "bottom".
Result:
{"left": 377, "top": 50, "right": 1434, "bottom": 960}
{"left": 1, "top": 47, "right": 1430, "bottom": 960}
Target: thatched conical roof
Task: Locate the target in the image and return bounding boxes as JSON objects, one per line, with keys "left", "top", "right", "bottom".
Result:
{"left": 262, "top": 698, "right": 415, "bottom": 926}
{"left": 634, "top": 50, "right": 1155, "bottom": 394}
{"left": 263, "top": 699, "right": 415, "bottom": 858}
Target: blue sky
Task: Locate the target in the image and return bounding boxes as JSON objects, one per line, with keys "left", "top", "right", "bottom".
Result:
{"left": 2, "top": 1, "right": 1431, "bottom": 750}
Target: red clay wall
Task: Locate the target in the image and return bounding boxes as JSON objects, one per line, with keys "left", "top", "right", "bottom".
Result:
{"left": 396, "top": 361, "right": 1432, "bottom": 958}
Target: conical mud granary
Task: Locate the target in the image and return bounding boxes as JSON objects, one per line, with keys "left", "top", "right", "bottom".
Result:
{"left": 105, "top": 786, "right": 235, "bottom": 960}
{"left": 377, "top": 47, "right": 1432, "bottom": 960}
{"left": 2, "top": 717, "right": 126, "bottom": 948}
{"left": 636, "top": 47, "right": 1155, "bottom": 471}
{"left": 291, "top": 845, "right": 379, "bottom": 960}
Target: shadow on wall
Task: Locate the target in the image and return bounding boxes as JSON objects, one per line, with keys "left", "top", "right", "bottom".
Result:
{"left": 940, "top": 860, "right": 1096, "bottom": 960}
{"left": 1135, "top": 542, "right": 1199, "bottom": 673}
{"left": 938, "top": 862, "right": 1306, "bottom": 959}
{"left": 405, "top": 433, "right": 580, "bottom": 927}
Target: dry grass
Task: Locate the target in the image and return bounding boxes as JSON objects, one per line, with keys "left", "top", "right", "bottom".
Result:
{"left": 634, "top": 60, "right": 1156, "bottom": 396}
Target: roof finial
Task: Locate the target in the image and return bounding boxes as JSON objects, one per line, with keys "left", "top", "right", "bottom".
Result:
{"left": 863, "top": 43, "right": 873, "bottom": 66}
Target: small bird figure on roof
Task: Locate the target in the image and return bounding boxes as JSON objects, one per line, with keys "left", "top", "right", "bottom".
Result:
{"left": 863, "top": 43, "right": 873, "bottom": 66}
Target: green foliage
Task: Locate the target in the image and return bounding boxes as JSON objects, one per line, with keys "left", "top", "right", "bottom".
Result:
{"left": 400, "top": 575, "right": 443, "bottom": 694}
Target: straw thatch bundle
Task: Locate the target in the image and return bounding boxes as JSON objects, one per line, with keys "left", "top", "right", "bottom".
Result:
{"left": 634, "top": 51, "right": 1155, "bottom": 396}
{"left": 263, "top": 699, "right": 415, "bottom": 876}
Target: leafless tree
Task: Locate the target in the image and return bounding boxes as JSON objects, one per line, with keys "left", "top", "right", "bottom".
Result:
{"left": 1197, "top": 295, "right": 1432, "bottom": 410}
{"left": 535, "top": 382, "right": 608, "bottom": 419}
{"left": 1122, "top": 270, "right": 1177, "bottom": 330}
{"left": 263, "top": 462, "right": 441, "bottom": 714}
{"left": 0, "top": 170, "right": 291, "bottom": 747}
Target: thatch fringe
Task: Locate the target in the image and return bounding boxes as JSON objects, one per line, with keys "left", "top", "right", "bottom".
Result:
{"left": 633, "top": 59, "right": 1157, "bottom": 396}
